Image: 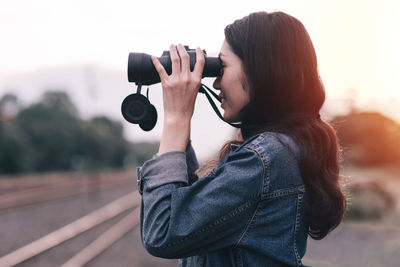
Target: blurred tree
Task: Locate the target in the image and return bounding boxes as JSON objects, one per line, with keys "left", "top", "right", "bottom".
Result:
{"left": 0, "top": 94, "right": 34, "bottom": 173}
{"left": 0, "top": 90, "right": 159, "bottom": 175}
{"left": 79, "top": 116, "right": 129, "bottom": 170}
{"left": 0, "top": 122, "right": 35, "bottom": 173}
{"left": 0, "top": 93, "right": 19, "bottom": 122}
{"left": 15, "top": 91, "right": 82, "bottom": 171}
{"left": 332, "top": 111, "right": 400, "bottom": 166}
{"left": 41, "top": 91, "right": 79, "bottom": 115}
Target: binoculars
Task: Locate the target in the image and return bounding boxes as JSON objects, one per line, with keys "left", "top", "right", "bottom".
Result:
{"left": 121, "top": 46, "right": 222, "bottom": 131}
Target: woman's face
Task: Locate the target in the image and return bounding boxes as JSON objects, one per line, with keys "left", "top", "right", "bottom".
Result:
{"left": 213, "top": 40, "right": 250, "bottom": 123}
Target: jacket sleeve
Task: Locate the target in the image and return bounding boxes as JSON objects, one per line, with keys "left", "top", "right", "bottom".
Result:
{"left": 185, "top": 140, "right": 199, "bottom": 185}
{"left": 136, "top": 146, "right": 263, "bottom": 259}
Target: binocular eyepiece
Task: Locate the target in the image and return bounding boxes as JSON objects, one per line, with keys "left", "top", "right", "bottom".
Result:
{"left": 122, "top": 46, "right": 223, "bottom": 131}
{"left": 127, "top": 46, "right": 222, "bottom": 85}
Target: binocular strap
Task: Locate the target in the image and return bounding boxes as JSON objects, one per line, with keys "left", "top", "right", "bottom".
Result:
{"left": 199, "top": 84, "right": 242, "bottom": 129}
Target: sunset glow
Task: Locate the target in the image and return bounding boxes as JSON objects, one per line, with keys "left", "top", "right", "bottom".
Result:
{"left": 0, "top": 0, "right": 399, "bottom": 159}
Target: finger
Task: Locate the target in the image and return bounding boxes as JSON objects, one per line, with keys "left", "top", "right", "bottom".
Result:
{"left": 151, "top": 55, "right": 168, "bottom": 81}
{"left": 177, "top": 44, "right": 190, "bottom": 75}
{"left": 169, "top": 44, "right": 181, "bottom": 74}
{"left": 193, "top": 47, "right": 205, "bottom": 78}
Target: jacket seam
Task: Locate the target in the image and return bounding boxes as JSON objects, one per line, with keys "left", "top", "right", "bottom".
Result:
{"left": 232, "top": 144, "right": 267, "bottom": 248}
{"left": 244, "top": 135, "right": 270, "bottom": 195}
{"left": 198, "top": 254, "right": 205, "bottom": 267}
{"left": 235, "top": 247, "right": 244, "bottom": 267}
{"left": 243, "top": 144, "right": 268, "bottom": 199}
{"left": 262, "top": 185, "right": 305, "bottom": 200}
{"left": 152, "top": 195, "right": 260, "bottom": 250}
{"left": 228, "top": 143, "right": 269, "bottom": 250}
{"left": 293, "top": 193, "right": 304, "bottom": 267}
{"left": 234, "top": 200, "right": 262, "bottom": 248}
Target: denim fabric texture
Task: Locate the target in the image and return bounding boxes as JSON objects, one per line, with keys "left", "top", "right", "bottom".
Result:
{"left": 137, "top": 132, "right": 310, "bottom": 267}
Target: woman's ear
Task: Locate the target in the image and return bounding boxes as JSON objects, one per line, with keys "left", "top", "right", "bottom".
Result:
{"left": 241, "top": 72, "right": 250, "bottom": 93}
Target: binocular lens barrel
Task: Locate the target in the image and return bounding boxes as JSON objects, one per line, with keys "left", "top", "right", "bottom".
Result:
{"left": 127, "top": 51, "right": 222, "bottom": 85}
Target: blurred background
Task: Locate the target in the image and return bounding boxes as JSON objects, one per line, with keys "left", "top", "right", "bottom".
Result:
{"left": 0, "top": 0, "right": 399, "bottom": 266}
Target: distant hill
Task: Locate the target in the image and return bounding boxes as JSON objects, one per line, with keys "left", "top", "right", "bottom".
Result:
{"left": 0, "top": 65, "right": 133, "bottom": 121}
{"left": 332, "top": 112, "right": 400, "bottom": 166}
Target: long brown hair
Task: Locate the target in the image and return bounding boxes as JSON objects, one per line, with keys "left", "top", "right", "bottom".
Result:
{"left": 197, "top": 11, "right": 346, "bottom": 240}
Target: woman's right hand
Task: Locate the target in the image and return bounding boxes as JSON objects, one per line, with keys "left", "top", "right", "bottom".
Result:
{"left": 151, "top": 44, "right": 205, "bottom": 123}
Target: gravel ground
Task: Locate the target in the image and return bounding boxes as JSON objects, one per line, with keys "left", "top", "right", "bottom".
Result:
{"left": 304, "top": 219, "right": 400, "bottom": 267}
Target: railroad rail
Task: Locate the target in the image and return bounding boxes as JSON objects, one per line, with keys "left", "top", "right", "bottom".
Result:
{"left": 0, "top": 170, "right": 134, "bottom": 211}
{"left": 0, "top": 170, "right": 143, "bottom": 267}
{"left": 0, "top": 192, "right": 141, "bottom": 267}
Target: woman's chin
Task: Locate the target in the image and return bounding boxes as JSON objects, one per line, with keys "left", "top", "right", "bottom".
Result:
{"left": 223, "top": 113, "right": 241, "bottom": 123}
{"left": 223, "top": 113, "right": 231, "bottom": 122}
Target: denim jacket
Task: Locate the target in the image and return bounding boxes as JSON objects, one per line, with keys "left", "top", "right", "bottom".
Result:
{"left": 136, "top": 132, "right": 310, "bottom": 267}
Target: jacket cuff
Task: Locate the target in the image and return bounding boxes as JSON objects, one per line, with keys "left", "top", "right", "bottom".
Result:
{"left": 185, "top": 140, "right": 199, "bottom": 175}
{"left": 136, "top": 151, "right": 189, "bottom": 194}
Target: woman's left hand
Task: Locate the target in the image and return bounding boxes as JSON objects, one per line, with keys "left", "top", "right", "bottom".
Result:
{"left": 151, "top": 44, "right": 205, "bottom": 123}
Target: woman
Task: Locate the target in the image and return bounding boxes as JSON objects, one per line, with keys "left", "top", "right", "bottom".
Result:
{"left": 136, "top": 11, "right": 346, "bottom": 266}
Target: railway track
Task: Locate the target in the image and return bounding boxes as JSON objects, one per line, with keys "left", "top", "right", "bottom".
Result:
{"left": 3, "top": 170, "right": 399, "bottom": 266}
{"left": 0, "top": 170, "right": 135, "bottom": 212}
{"left": 0, "top": 192, "right": 141, "bottom": 267}
{"left": 0, "top": 170, "right": 149, "bottom": 267}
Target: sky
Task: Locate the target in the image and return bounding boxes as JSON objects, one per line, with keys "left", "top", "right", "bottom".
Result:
{"left": 1, "top": 0, "right": 400, "bottom": 160}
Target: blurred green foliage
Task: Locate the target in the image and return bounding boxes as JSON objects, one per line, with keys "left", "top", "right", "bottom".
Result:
{"left": 0, "top": 91, "right": 158, "bottom": 175}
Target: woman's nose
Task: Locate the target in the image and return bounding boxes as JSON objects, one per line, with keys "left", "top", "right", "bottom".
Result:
{"left": 213, "top": 77, "right": 221, "bottom": 90}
